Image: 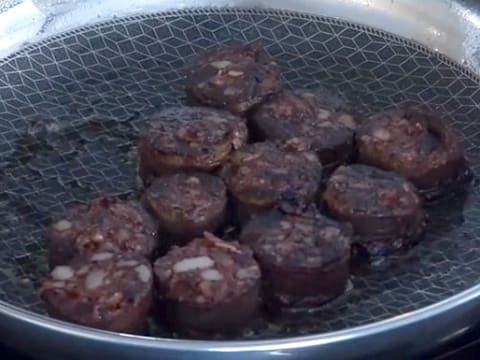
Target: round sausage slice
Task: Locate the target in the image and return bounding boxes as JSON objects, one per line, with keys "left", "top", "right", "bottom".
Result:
{"left": 251, "top": 90, "right": 356, "bottom": 171}
{"left": 323, "top": 164, "right": 426, "bottom": 257}
{"left": 240, "top": 208, "right": 351, "bottom": 310}
{"left": 154, "top": 232, "right": 261, "bottom": 337}
{"left": 220, "top": 142, "right": 323, "bottom": 222}
{"left": 47, "top": 197, "right": 158, "bottom": 267}
{"left": 356, "top": 107, "right": 469, "bottom": 199}
{"left": 138, "top": 106, "right": 248, "bottom": 182}
{"left": 143, "top": 173, "right": 227, "bottom": 245}
{"left": 40, "top": 252, "right": 153, "bottom": 334}
{"left": 185, "top": 43, "right": 281, "bottom": 114}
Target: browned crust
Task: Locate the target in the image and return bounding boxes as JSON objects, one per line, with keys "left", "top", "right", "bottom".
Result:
{"left": 41, "top": 252, "right": 153, "bottom": 334}
{"left": 154, "top": 233, "right": 261, "bottom": 335}
{"left": 220, "top": 142, "right": 322, "bottom": 221}
{"left": 143, "top": 173, "right": 227, "bottom": 244}
{"left": 241, "top": 209, "right": 351, "bottom": 307}
{"left": 356, "top": 107, "right": 466, "bottom": 192}
{"left": 185, "top": 43, "right": 281, "bottom": 114}
{"left": 323, "top": 164, "right": 426, "bottom": 256}
{"left": 47, "top": 197, "right": 158, "bottom": 267}
{"left": 251, "top": 90, "right": 356, "bottom": 168}
{"left": 138, "top": 106, "right": 248, "bottom": 181}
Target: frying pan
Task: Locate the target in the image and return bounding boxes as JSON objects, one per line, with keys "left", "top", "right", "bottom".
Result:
{"left": 1, "top": 0, "right": 480, "bottom": 359}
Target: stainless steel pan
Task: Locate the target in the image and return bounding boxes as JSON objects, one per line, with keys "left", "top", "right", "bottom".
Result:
{"left": 1, "top": 1, "right": 480, "bottom": 359}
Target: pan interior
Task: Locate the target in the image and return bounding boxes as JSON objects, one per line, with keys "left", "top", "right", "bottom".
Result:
{"left": 1, "top": 8, "right": 480, "bottom": 339}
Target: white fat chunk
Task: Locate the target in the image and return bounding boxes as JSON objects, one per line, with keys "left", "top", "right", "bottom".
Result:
{"left": 173, "top": 256, "right": 214, "bottom": 273}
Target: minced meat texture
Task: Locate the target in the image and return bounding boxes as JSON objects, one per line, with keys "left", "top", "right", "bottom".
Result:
{"left": 324, "top": 164, "right": 422, "bottom": 217}
{"left": 139, "top": 106, "right": 248, "bottom": 173}
{"left": 40, "top": 252, "right": 152, "bottom": 332}
{"left": 42, "top": 253, "right": 152, "bottom": 305}
{"left": 47, "top": 197, "right": 158, "bottom": 265}
{"left": 220, "top": 142, "right": 322, "bottom": 208}
{"left": 252, "top": 90, "right": 356, "bottom": 165}
{"left": 247, "top": 211, "right": 351, "bottom": 269}
{"left": 356, "top": 107, "right": 465, "bottom": 187}
{"left": 154, "top": 233, "right": 260, "bottom": 306}
{"left": 144, "top": 173, "right": 227, "bottom": 225}
{"left": 185, "top": 43, "right": 281, "bottom": 114}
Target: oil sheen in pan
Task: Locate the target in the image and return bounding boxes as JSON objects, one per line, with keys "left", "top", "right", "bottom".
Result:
{"left": 0, "top": 8, "right": 477, "bottom": 339}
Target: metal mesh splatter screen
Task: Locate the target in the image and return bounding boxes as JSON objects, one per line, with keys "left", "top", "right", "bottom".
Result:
{"left": 1, "top": 8, "right": 480, "bottom": 338}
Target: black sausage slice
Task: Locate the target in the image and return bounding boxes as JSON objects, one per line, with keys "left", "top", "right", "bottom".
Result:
{"left": 251, "top": 90, "right": 356, "bottom": 172}
{"left": 143, "top": 173, "right": 227, "bottom": 245}
{"left": 153, "top": 232, "right": 261, "bottom": 337}
{"left": 323, "top": 164, "right": 426, "bottom": 257}
{"left": 47, "top": 197, "right": 158, "bottom": 267}
{"left": 220, "top": 141, "right": 322, "bottom": 223}
{"left": 356, "top": 107, "right": 469, "bottom": 200}
{"left": 138, "top": 106, "right": 248, "bottom": 182}
{"left": 185, "top": 43, "right": 281, "bottom": 114}
{"left": 41, "top": 252, "right": 153, "bottom": 334}
{"left": 241, "top": 208, "right": 351, "bottom": 310}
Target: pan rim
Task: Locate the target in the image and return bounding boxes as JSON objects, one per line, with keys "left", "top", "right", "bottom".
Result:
{"left": 1, "top": 281, "right": 480, "bottom": 351}
{"left": 1, "top": 7, "right": 479, "bottom": 86}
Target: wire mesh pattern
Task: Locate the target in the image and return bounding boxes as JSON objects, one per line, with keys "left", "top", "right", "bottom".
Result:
{"left": 1, "top": 8, "right": 480, "bottom": 337}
